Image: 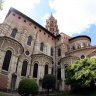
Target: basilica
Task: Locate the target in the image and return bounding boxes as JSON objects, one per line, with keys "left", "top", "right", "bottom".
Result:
{"left": 0, "top": 7, "right": 96, "bottom": 91}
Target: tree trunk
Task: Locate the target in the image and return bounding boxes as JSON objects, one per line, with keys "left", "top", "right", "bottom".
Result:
{"left": 47, "top": 89, "right": 49, "bottom": 96}
{"left": 90, "top": 80, "right": 95, "bottom": 92}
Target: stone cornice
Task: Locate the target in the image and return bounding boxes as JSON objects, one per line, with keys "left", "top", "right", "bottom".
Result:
{"left": 69, "top": 35, "right": 91, "bottom": 42}
{"left": 66, "top": 46, "right": 96, "bottom": 55}
{"left": 0, "top": 36, "right": 24, "bottom": 53}
{"left": 61, "top": 56, "right": 79, "bottom": 61}
{"left": 87, "top": 50, "right": 96, "bottom": 57}
{"left": 31, "top": 53, "right": 53, "bottom": 60}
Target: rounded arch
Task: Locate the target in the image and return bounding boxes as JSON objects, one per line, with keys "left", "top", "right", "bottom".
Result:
{"left": 5, "top": 47, "right": 15, "bottom": 55}
{"left": 33, "top": 62, "right": 38, "bottom": 78}
{"left": 40, "top": 42, "right": 44, "bottom": 51}
{"left": 58, "top": 61, "right": 61, "bottom": 65}
{"left": 23, "top": 59, "right": 29, "bottom": 63}
{"left": 33, "top": 61, "right": 39, "bottom": 65}
{"left": 64, "top": 64, "right": 68, "bottom": 78}
{"left": 10, "top": 28, "right": 17, "bottom": 38}
{"left": 58, "top": 48, "right": 61, "bottom": 56}
{"left": 57, "top": 68, "right": 61, "bottom": 80}
{"left": 45, "top": 62, "right": 49, "bottom": 65}
{"left": 21, "top": 60, "right": 28, "bottom": 76}
{"left": 27, "top": 35, "right": 32, "bottom": 46}
{"left": 51, "top": 47, "right": 53, "bottom": 56}
{"left": 2, "top": 50, "right": 12, "bottom": 71}
{"left": 44, "top": 64, "right": 48, "bottom": 75}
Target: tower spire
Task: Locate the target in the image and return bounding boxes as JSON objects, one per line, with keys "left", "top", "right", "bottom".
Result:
{"left": 45, "top": 13, "right": 59, "bottom": 36}
{"left": 51, "top": 12, "right": 52, "bottom": 16}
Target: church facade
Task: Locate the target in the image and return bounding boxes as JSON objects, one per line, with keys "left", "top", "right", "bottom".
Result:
{"left": 0, "top": 7, "right": 96, "bottom": 91}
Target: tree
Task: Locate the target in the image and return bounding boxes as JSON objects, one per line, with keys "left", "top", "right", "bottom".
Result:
{"left": 18, "top": 78, "right": 38, "bottom": 96}
{"left": 42, "top": 74, "right": 56, "bottom": 96}
{"left": 65, "top": 58, "right": 96, "bottom": 92}
{"left": 0, "top": 0, "right": 4, "bottom": 10}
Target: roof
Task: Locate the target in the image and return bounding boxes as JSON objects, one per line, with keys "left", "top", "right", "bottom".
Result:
{"left": 5, "top": 7, "right": 59, "bottom": 38}
{"left": 69, "top": 35, "right": 91, "bottom": 42}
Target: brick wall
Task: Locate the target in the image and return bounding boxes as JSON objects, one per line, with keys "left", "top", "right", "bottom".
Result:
{"left": 0, "top": 74, "right": 8, "bottom": 90}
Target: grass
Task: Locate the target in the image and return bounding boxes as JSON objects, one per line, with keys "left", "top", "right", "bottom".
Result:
{"left": 52, "top": 92, "right": 96, "bottom": 96}
{"left": 0, "top": 93, "right": 8, "bottom": 96}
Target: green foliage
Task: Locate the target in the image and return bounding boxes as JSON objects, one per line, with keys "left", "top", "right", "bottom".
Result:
{"left": 65, "top": 58, "right": 96, "bottom": 90}
{"left": 0, "top": 93, "right": 8, "bottom": 96}
{"left": 0, "top": 0, "right": 4, "bottom": 10}
{"left": 42, "top": 74, "right": 56, "bottom": 96}
{"left": 18, "top": 78, "right": 38, "bottom": 96}
{"left": 42, "top": 74, "right": 56, "bottom": 89}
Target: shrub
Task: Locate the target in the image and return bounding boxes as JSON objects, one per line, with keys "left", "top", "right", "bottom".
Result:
{"left": 42, "top": 74, "right": 56, "bottom": 96}
{"left": 18, "top": 78, "right": 38, "bottom": 96}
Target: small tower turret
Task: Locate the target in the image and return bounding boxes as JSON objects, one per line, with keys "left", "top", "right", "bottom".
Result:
{"left": 45, "top": 13, "right": 59, "bottom": 36}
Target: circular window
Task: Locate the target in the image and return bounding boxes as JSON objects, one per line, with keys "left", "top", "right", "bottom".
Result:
{"left": 81, "top": 55, "right": 85, "bottom": 59}
{"left": 58, "top": 61, "right": 61, "bottom": 65}
{"left": 25, "top": 50, "right": 30, "bottom": 55}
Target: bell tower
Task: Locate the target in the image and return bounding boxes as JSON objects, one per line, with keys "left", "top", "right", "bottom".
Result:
{"left": 45, "top": 13, "right": 59, "bottom": 36}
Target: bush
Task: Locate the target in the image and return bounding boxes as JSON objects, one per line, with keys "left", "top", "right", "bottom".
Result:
{"left": 42, "top": 74, "right": 56, "bottom": 96}
{"left": 18, "top": 78, "right": 38, "bottom": 96}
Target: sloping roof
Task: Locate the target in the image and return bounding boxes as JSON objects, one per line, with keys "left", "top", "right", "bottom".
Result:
{"left": 69, "top": 35, "right": 91, "bottom": 42}
{"left": 5, "top": 7, "right": 59, "bottom": 38}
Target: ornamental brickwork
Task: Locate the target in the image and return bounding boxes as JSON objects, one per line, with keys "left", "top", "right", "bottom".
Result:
{"left": 0, "top": 7, "right": 96, "bottom": 91}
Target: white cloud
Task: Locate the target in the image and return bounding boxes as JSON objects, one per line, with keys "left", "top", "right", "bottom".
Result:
{"left": 0, "top": 0, "right": 40, "bottom": 23}
{"left": 42, "top": 0, "right": 96, "bottom": 36}
{"left": 41, "top": 13, "right": 50, "bottom": 26}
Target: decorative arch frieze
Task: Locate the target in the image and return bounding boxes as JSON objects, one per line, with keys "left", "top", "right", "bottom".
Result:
{"left": 5, "top": 47, "right": 14, "bottom": 54}
{"left": 61, "top": 56, "right": 79, "bottom": 67}
{"left": 31, "top": 54, "right": 53, "bottom": 67}
{"left": 87, "top": 50, "right": 96, "bottom": 58}
{"left": 33, "top": 61, "right": 39, "bottom": 65}
{"left": 0, "top": 36, "right": 24, "bottom": 56}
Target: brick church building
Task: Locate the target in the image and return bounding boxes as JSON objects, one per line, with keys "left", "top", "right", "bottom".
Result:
{"left": 0, "top": 7, "right": 96, "bottom": 91}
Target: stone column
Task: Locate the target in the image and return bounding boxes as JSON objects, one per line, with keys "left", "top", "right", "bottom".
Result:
{"left": 48, "top": 67, "right": 51, "bottom": 74}
{"left": 0, "top": 50, "right": 5, "bottom": 72}
{"left": 61, "top": 67, "right": 64, "bottom": 91}
{"left": 30, "top": 65, "right": 34, "bottom": 78}
{"left": 37, "top": 65, "right": 42, "bottom": 91}
{"left": 15, "top": 60, "right": 22, "bottom": 89}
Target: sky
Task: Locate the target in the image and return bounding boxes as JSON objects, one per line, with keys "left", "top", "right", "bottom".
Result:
{"left": 0, "top": 0, "right": 96, "bottom": 45}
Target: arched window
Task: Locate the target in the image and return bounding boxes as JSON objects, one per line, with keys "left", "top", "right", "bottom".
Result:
{"left": 51, "top": 47, "right": 53, "bottom": 56}
{"left": 83, "top": 43, "right": 87, "bottom": 47}
{"left": 10, "top": 28, "right": 17, "bottom": 38}
{"left": 65, "top": 66, "right": 68, "bottom": 78}
{"left": 58, "top": 61, "right": 61, "bottom": 65}
{"left": 57, "top": 68, "right": 61, "bottom": 80}
{"left": 2, "top": 50, "right": 12, "bottom": 71}
{"left": 44, "top": 64, "right": 48, "bottom": 75}
{"left": 58, "top": 48, "right": 61, "bottom": 56}
{"left": 72, "top": 46, "right": 75, "bottom": 50}
{"left": 33, "top": 63, "right": 38, "bottom": 78}
{"left": 21, "top": 61, "right": 28, "bottom": 76}
{"left": 52, "top": 67, "right": 53, "bottom": 74}
{"left": 40, "top": 42, "right": 44, "bottom": 51}
{"left": 27, "top": 36, "right": 32, "bottom": 46}
{"left": 77, "top": 44, "right": 81, "bottom": 49}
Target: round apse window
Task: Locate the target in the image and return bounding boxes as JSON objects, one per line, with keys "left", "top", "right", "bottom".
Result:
{"left": 81, "top": 55, "right": 85, "bottom": 59}
{"left": 25, "top": 50, "right": 30, "bottom": 55}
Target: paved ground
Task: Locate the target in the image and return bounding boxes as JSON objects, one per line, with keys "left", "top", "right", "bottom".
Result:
{"left": 0, "top": 91, "right": 64, "bottom": 96}
{"left": 0, "top": 92, "right": 55, "bottom": 96}
{"left": 0, "top": 92, "right": 20, "bottom": 96}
